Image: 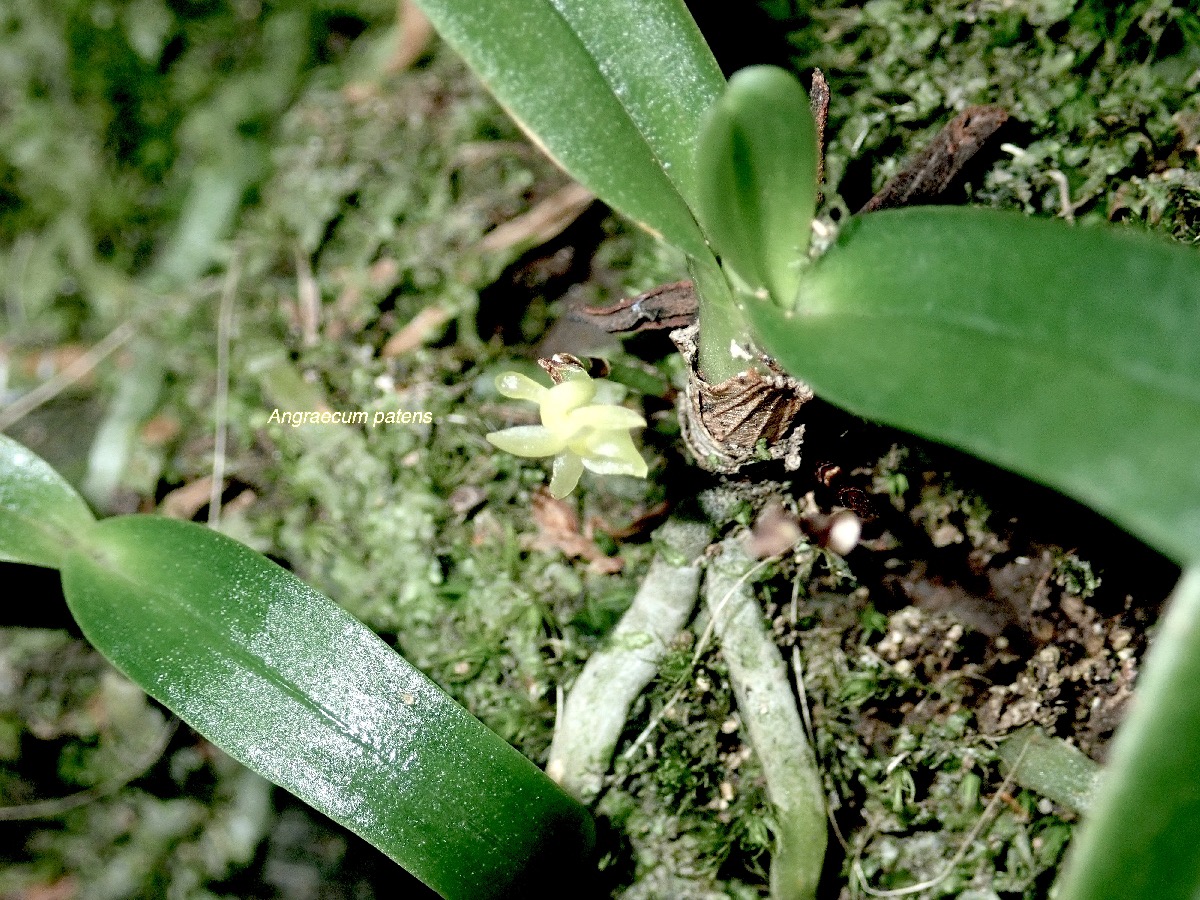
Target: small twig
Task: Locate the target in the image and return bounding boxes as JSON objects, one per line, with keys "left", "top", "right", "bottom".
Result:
{"left": 1047, "top": 170, "right": 1077, "bottom": 223}
{"left": 787, "top": 574, "right": 816, "bottom": 745}
{"left": 859, "top": 106, "right": 1009, "bottom": 214}
{"left": 792, "top": 643, "right": 850, "bottom": 854}
{"left": 477, "top": 182, "right": 595, "bottom": 254}
{"left": 621, "top": 550, "right": 780, "bottom": 763}
{"left": 0, "top": 321, "right": 136, "bottom": 431}
{"left": 691, "top": 552, "right": 780, "bottom": 669}
{"left": 810, "top": 69, "right": 831, "bottom": 194}
{"left": 0, "top": 718, "right": 178, "bottom": 821}
{"left": 790, "top": 568, "right": 802, "bottom": 626}
{"left": 208, "top": 259, "right": 240, "bottom": 526}
{"left": 851, "top": 735, "right": 1034, "bottom": 897}
{"left": 788, "top": 569, "right": 840, "bottom": 847}
{"left": 790, "top": 648, "right": 816, "bottom": 777}
{"left": 620, "top": 674, "right": 688, "bottom": 763}
{"left": 386, "top": 0, "right": 435, "bottom": 73}
{"left": 1001, "top": 144, "right": 1078, "bottom": 222}
{"left": 294, "top": 246, "right": 320, "bottom": 348}
{"left": 6, "top": 234, "right": 34, "bottom": 324}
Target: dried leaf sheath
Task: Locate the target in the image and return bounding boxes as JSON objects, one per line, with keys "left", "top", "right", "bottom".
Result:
{"left": 671, "top": 324, "right": 812, "bottom": 474}
{"left": 569, "top": 280, "right": 699, "bottom": 333}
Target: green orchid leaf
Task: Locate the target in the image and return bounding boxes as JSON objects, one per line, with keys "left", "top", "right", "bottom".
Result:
{"left": 411, "top": 0, "right": 723, "bottom": 261}
{"left": 61, "top": 515, "right": 594, "bottom": 899}
{"left": 746, "top": 207, "right": 1200, "bottom": 564}
{"left": 695, "top": 65, "right": 818, "bottom": 306}
{"left": 0, "top": 433, "right": 95, "bottom": 569}
{"left": 1055, "top": 566, "right": 1200, "bottom": 900}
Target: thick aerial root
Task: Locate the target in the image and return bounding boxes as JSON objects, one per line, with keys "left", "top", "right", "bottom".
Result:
{"left": 548, "top": 519, "right": 713, "bottom": 803}
{"left": 705, "top": 536, "right": 827, "bottom": 900}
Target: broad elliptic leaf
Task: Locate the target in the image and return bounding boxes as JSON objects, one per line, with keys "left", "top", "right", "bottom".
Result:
{"left": 0, "top": 434, "right": 95, "bottom": 569}
{"left": 411, "top": 0, "right": 723, "bottom": 261}
{"left": 746, "top": 207, "right": 1200, "bottom": 564}
{"left": 695, "top": 65, "right": 818, "bottom": 306}
{"left": 61, "top": 516, "right": 594, "bottom": 899}
{"left": 1055, "top": 566, "right": 1200, "bottom": 900}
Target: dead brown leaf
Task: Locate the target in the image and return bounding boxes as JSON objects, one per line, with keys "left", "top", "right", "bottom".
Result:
{"left": 12, "top": 877, "right": 78, "bottom": 900}
{"left": 387, "top": 0, "right": 435, "bottom": 73}
{"left": 477, "top": 182, "right": 595, "bottom": 254}
{"left": 159, "top": 477, "right": 216, "bottom": 520}
{"left": 526, "top": 489, "right": 622, "bottom": 574}
{"left": 381, "top": 306, "right": 453, "bottom": 358}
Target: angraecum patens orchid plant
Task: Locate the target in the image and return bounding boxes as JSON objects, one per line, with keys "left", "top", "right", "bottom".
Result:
{"left": 1, "top": 1, "right": 1199, "bottom": 899}
{"left": 411, "top": 2, "right": 1200, "bottom": 900}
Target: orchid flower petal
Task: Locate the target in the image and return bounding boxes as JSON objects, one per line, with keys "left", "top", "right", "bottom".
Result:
{"left": 574, "top": 427, "right": 635, "bottom": 458}
{"left": 577, "top": 430, "right": 648, "bottom": 477}
{"left": 566, "top": 404, "right": 646, "bottom": 431}
{"left": 495, "top": 372, "right": 549, "bottom": 403}
{"left": 541, "top": 378, "right": 597, "bottom": 430}
{"left": 488, "top": 367, "right": 649, "bottom": 495}
{"left": 486, "top": 425, "right": 567, "bottom": 458}
{"left": 591, "top": 379, "right": 628, "bottom": 405}
{"left": 580, "top": 452, "right": 648, "bottom": 477}
{"left": 549, "top": 453, "right": 585, "bottom": 499}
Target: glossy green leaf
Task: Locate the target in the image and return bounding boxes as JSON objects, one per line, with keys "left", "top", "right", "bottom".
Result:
{"left": 0, "top": 433, "right": 95, "bottom": 569}
{"left": 61, "top": 515, "right": 594, "bottom": 899}
{"left": 695, "top": 65, "right": 818, "bottom": 305}
{"left": 1055, "top": 566, "right": 1200, "bottom": 900}
{"left": 746, "top": 207, "right": 1200, "bottom": 563}
{"left": 411, "top": 0, "right": 723, "bottom": 260}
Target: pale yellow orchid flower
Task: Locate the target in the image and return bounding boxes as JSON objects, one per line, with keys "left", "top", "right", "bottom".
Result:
{"left": 486, "top": 368, "right": 648, "bottom": 498}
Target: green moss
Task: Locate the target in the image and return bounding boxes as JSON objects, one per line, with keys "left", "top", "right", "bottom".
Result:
{"left": 0, "top": 630, "right": 272, "bottom": 898}
{"left": 602, "top": 638, "right": 779, "bottom": 896}
{"left": 779, "top": 0, "right": 1200, "bottom": 238}
{"left": 1052, "top": 550, "right": 1102, "bottom": 599}
{"left": 5, "top": 0, "right": 1192, "bottom": 894}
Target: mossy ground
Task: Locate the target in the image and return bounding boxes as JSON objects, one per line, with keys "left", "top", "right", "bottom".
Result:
{"left": 1, "top": 1, "right": 1197, "bottom": 897}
